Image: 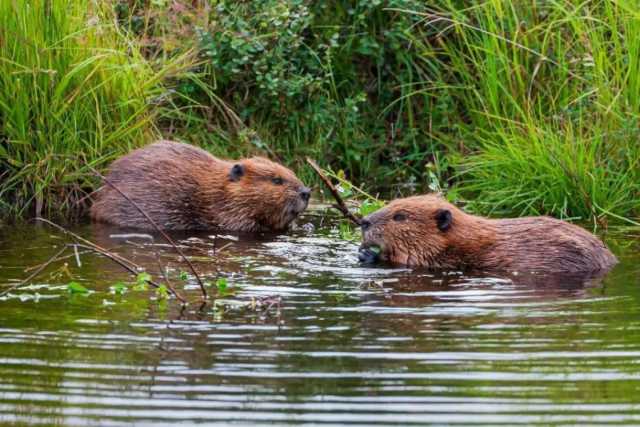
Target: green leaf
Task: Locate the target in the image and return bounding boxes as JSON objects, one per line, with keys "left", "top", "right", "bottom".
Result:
{"left": 110, "top": 282, "right": 127, "bottom": 295}
{"left": 67, "top": 281, "right": 89, "bottom": 294}
{"left": 339, "top": 221, "right": 359, "bottom": 241}
{"left": 156, "top": 285, "right": 169, "bottom": 300}
{"left": 136, "top": 272, "right": 151, "bottom": 285}
{"left": 133, "top": 282, "right": 148, "bottom": 291}
{"left": 216, "top": 277, "right": 228, "bottom": 293}
{"left": 178, "top": 271, "right": 189, "bottom": 281}
{"left": 359, "top": 199, "right": 384, "bottom": 216}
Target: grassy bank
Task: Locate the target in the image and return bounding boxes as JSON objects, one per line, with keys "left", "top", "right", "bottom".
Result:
{"left": 431, "top": 1, "right": 640, "bottom": 224}
{"left": 1, "top": 0, "right": 639, "bottom": 225}
{"left": 0, "top": 0, "right": 188, "bottom": 217}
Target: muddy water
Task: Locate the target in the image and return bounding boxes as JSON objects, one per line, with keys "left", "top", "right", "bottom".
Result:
{"left": 0, "top": 207, "right": 639, "bottom": 426}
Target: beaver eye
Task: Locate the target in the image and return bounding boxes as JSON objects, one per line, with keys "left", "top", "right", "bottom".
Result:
{"left": 272, "top": 177, "right": 284, "bottom": 185}
{"left": 392, "top": 213, "right": 407, "bottom": 222}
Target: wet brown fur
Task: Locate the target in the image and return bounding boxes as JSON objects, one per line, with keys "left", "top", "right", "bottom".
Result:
{"left": 361, "top": 194, "right": 617, "bottom": 274}
{"left": 91, "top": 140, "right": 309, "bottom": 231}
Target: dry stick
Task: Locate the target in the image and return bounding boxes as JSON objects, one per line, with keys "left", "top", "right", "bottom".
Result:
{"left": 35, "top": 218, "right": 186, "bottom": 304}
{"left": 306, "top": 157, "right": 362, "bottom": 226}
{"left": 89, "top": 167, "right": 208, "bottom": 300}
{"left": 0, "top": 245, "right": 68, "bottom": 298}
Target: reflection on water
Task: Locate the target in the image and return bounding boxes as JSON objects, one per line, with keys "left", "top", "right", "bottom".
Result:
{"left": 0, "top": 207, "right": 639, "bottom": 426}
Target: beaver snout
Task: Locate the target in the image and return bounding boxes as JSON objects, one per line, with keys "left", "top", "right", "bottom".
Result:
{"left": 358, "top": 244, "right": 381, "bottom": 264}
{"left": 288, "top": 188, "right": 310, "bottom": 219}
{"left": 360, "top": 219, "right": 371, "bottom": 231}
{"left": 299, "top": 187, "right": 311, "bottom": 202}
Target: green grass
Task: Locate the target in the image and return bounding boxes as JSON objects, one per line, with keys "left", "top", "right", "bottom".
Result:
{"left": 414, "top": 1, "right": 640, "bottom": 224}
{"left": 0, "top": 0, "right": 189, "bottom": 217}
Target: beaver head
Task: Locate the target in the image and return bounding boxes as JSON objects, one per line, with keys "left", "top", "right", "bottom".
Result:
{"left": 223, "top": 156, "right": 311, "bottom": 231}
{"left": 358, "top": 194, "right": 494, "bottom": 268}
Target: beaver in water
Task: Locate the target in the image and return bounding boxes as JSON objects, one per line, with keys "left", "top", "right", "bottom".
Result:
{"left": 90, "top": 140, "right": 311, "bottom": 231}
{"left": 358, "top": 194, "right": 617, "bottom": 274}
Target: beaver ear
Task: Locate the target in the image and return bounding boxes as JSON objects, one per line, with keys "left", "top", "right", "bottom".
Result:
{"left": 229, "top": 164, "right": 244, "bottom": 182}
{"left": 435, "top": 209, "right": 452, "bottom": 232}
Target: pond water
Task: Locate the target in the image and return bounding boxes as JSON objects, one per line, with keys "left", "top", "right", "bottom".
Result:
{"left": 0, "top": 205, "right": 639, "bottom": 426}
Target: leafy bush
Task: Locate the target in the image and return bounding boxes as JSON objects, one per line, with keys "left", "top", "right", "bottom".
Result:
{"left": 154, "top": 0, "right": 457, "bottom": 189}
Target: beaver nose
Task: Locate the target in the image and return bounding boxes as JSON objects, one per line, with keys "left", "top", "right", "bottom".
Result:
{"left": 358, "top": 246, "right": 380, "bottom": 264}
{"left": 299, "top": 187, "right": 311, "bottom": 201}
{"left": 360, "top": 219, "right": 371, "bottom": 231}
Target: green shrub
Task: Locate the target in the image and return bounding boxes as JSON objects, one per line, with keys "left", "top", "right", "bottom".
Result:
{"left": 156, "top": 0, "right": 456, "bottom": 188}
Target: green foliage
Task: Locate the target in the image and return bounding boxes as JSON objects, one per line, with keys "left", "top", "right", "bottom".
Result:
{"left": 155, "top": 284, "right": 169, "bottom": 300}
{"left": 215, "top": 277, "right": 239, "bottom": 297}
{"left": 359, "top": 199, "right": 385, "bottom": 217}
{"left": 172, "top": 0, "right": 640, "bottom": 224}
{"left": 136, "top": 272, "right": 151, "bottom": 284}
{"left": 133, "top": 272, "right": 151, "bottom": 291}
{"left": 67, "top": 282, "right": 89, "bottom": 294}
{"left": 0, "top": 0, "right": 189, "bottom": 217}
{"left": 2, "top": 0, "right": 640, "bottom": 225}
{"left": 110, "top": 282, "right": 127, "bottom": 295}
{"left": 215, "top": 277, "right": 229, "bottom": 293}
{"left": 167, "top": 0, "right": 449, "bottom": 188}
{"left": 421, "top": 1, "right": 640, "bottom": 222}
{"left": 339, "top": 221, "right": 359, "bottom": 242}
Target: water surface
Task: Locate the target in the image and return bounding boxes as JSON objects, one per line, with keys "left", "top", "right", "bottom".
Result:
{"left": 1, "top": 207, "right": 639, "bottom": 426}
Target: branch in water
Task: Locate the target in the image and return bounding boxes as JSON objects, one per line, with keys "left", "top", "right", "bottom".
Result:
{"left": 306, "top": 158, "right": 362, "bottom": 226}
{"left": 0, "top": 245, "right": 68, "bottom": 297}
{"left": 35, "top": 218, "right": 187, "bottom": 304}
{"left": 89, "top": 166, "right": 208, "bottom": 301}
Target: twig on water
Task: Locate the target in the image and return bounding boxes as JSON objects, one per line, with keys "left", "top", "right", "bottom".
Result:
{"left": 306, "top": 157, "right": 362, "bottom": 226}
{"left": 24, "top": 249, "right": 91, "bottom": 272}
{"left": 0, "top": 245, "right": 68, "bottom": 297}
{"left": 89, "top": 166, "right": 208, "bottom": 300}
{"left": 73, "top": 244, "right": 82, "bottom": 267}
{"left": 37, "top": 218, "right": 136, "bottom": 271}
{"left": 71, "top": 243, "right": 184, "bottom": 302}
{"left": 35, "top": 218, "right": 186, "bottom": 304}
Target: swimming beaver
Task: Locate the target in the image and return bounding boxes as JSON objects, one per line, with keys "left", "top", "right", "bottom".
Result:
{"left": 358, "top": 194, "right": 617, "bottom": 274}
{"left": 90, "top": 140, "right": 311, "bottom": 231}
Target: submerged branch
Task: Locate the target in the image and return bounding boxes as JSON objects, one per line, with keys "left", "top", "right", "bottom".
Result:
{"left": 306, "top": 157, "right": 362, "bottom": 226}
{"left": 36, "top": 218, "right": 187, "bottom": 304}
{"left": 0, "top": 245, "right": 68, "bottom": 297}
{"left": 89, "top": 166, "right": 208, "bottom": 301}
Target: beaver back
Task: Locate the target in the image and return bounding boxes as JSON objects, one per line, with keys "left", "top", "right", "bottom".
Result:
{"left": 90, "top": 140, "right": 309, "bottom": 231}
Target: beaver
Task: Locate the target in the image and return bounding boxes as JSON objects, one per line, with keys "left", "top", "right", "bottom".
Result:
{"left": 90, "top": 140, "right": 311, "bottom": 231}
{"left": 358, "top": 194, "right": 617, "bottom": 274}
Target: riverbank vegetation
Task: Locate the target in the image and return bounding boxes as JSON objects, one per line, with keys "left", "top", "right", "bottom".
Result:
{"left": 1, "top": 0, "right": 639, "bottom": 225}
